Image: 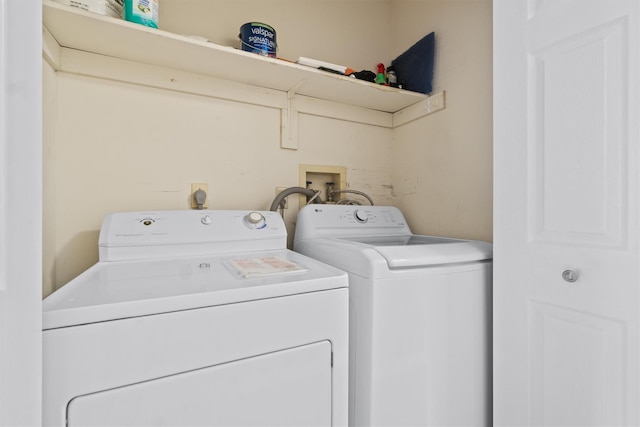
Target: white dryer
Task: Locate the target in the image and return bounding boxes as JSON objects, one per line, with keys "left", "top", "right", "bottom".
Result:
{"left": 294, "top": 205, "right": 492, "bottom": 427}
{"left": 43, "top": 210, "right": 349, "bottom": 427}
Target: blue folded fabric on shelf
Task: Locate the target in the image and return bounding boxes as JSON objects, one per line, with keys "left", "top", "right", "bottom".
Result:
{"left": 391, "top": 32, "right": 435, "bottom": 94}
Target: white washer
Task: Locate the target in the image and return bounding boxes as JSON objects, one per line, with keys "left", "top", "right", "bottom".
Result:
{"left": 293, "top": 205, "right": 492, "bottom": 427}
{"left": 43, "top": 210, "right": 349, "bottom": 427}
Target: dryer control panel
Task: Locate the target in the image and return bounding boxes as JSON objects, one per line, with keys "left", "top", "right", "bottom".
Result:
{"left": 99, "top": 210, "right": 286, "bottom": 261}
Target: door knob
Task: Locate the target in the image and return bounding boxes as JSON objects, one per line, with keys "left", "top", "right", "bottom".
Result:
{"left": 562, "top": 269, "right": 579, "bottom": 283}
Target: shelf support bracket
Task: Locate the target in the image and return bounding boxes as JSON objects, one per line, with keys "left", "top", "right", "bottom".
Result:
{"left": 281, "top": 80, "right": 306, "bottom": 150}
{"left": 392, "top": 91, "right": 445, "bottom": 128}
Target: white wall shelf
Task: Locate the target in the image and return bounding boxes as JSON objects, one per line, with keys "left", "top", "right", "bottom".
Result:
{"left": 42, "top": 1, "right": 430, "bottom": 114}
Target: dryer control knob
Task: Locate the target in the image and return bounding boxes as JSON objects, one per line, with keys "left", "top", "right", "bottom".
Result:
{"left": 246, "top": 212, "right": 264, "bottom": 223}
{"left": 244, "top": 212, "right": 267, "bottom": 229}
{"left": 354, "top": 210, "right": 368, "bottom": 223}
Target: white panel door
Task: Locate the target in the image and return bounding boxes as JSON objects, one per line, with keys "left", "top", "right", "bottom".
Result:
{"left": 0, "top": 1, "right": 42, "bottom": 425}
{"left": 494, "top": 0, "right": 639, "bottom": 426}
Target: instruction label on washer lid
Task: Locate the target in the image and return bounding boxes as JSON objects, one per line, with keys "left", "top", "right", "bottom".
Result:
{"left": 228, "top": 256, "right": 307, "bottom": 278}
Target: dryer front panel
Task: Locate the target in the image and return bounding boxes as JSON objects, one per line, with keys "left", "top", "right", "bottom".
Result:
{"left": 43, "top": 289, "right": 349, "bottom": 427}
{"left": 67, "top": 341, "right": 331, "bottom": 427}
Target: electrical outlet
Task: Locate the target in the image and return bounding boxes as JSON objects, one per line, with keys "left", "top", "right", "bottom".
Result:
{"left": 275, "top": 187, "right": 288, "bottom": 209}
{"left": 191, "top": 183, "right": 209, "bottom": 209}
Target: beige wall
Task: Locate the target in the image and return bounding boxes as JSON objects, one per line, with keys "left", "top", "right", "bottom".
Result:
{"left": 159, "top": 0, "right": 393, "bottom": 73}
{"left": 42, "top": 0, "right": 493, "bottom": 297}
{"left": 390, "top": 0, "right": 493, "bottom": 242}
{"left": 42, "top": 69, "right": 393, "bottom": 297}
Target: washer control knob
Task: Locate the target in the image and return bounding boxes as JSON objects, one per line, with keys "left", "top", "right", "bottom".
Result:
{"left": 201, "top": 215, "right": 212, "bottom": 225}
{"left": 244, "top": 212, "right": 267, "bottom": 229}
{"left": 354, "top": 210, "right": 368, "bottom": 223}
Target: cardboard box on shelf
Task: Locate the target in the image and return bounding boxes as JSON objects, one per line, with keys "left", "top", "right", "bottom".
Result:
{"left": 54, "top": 0, "right": 124, "bottom": 19}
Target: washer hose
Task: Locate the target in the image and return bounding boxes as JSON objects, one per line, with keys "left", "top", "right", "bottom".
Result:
{"left": 331, "top": 189, "right": 374, "bottom": 206}
{"left": 270, "top": 187, "right": 323, "bottom": 211}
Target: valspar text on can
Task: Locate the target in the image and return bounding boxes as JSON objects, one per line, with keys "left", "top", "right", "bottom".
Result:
{"left": 124, "top": 0, "right": 158, "bottom": 29}
{"left": 239, "top": 22, "right": 277, "bottom": 58}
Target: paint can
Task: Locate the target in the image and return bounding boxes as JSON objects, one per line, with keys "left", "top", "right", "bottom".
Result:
{"left": 239, "top": 22, "right": 277, "bottom": 58}
{"left": 124, "top": 0, "right": 159, "bottom": 29}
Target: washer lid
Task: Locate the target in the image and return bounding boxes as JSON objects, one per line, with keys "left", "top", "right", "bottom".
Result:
{"left": 338, "top": 235, "right": 493, "bottom": 268}
{"left": 42, "top": 249, "right": 347, "bottom": 330}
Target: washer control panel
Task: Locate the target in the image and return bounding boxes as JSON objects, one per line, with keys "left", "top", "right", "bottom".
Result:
{"left": 295, "top": 205, "right": 413, "bottom": 240}
{"left": 99, "top": 210, "right": 285, "bottom": 261}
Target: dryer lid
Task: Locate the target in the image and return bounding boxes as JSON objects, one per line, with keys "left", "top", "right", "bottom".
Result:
{"left": 42, "top": 249, "right": 348, "bottom": 330}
